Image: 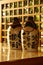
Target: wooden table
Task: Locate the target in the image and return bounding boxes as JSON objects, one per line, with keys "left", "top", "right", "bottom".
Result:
{"left": 0, "top": 50, "right": 43, "bottom": 65}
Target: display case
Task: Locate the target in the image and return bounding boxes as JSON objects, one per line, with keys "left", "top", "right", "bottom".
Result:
{"left": 0, "top": 0, "right": 43, "bottom": 50}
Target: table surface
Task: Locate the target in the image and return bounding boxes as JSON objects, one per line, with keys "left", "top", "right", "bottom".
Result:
{"left": 0, "top": 49, "right": 43, "bottom": 62}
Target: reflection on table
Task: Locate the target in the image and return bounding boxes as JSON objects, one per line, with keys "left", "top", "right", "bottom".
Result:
{"left": 0, "top": 49, "right": 43, "bottom": 62}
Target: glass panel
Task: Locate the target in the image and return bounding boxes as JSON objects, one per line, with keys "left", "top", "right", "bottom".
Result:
{"left": 35, "top": 23, "right": 39, "bottom": 29}
{"left": 39, "top": 32, "right": 41, "bottom": 38}
{"left": 40, "top": 23, "right": 43, "bottom": 30}
{"left": 3, "top": 38, "right": 7, "bottom": 43}
{"left": 2, "top": 4, "right": 4, "bottom": 9}
{"left": 2, "top": 11, "right": 5, "bottom": 16}
{"left": 29, "top": 8, "right": 33, "bottom": 14}
{"left": 6, "top": 25, "right": 9, "bottom": 29}
{"left": 18, "top": 1, "right": 22, "bottom": 7}
{"left": 19, "top": 9, "right": 22, "bottom": 15}
{"left": 2, "top": 31, "right": 5, "bottom": 36}
{"left": 40, "top": 0, "right": 43, "bottom": 4}
{"left": 23, "top": 8, "right": 28, "bottom": 14}
{"left": 10, "top": 10, "right": 13, "bottom": 15}
{"left": 34, "top": 0, "right": 39, "bottom": 5}
{"left": 2, "top": 25, "right": 4, "bottom": 29}
{"left": 34, "top": 15, "right": 40, "bottom": 21}
{"left": 6, "top": 11, "right": 9, "bottom": 16}
{"left": 2, "top": 38, "right": 4, "bottom": 43}
{"left": 5, "top": 39, "right": 7, "bottom": 43}
{"left": 19, "top": 16, "right": 22, "bottom": 22}
{"left": 2, "top": 18, "right": 5, "bottom": 23}
{"left": 40, "top": 6, "right": 43, "bottom": 13}
{"left": 24, "top": 16, "right": 28, "bottom": 22}
{"left": 29, "top": 0, "right": 34, "bottom": 6}
{"left": 41, "top": 15, "right": 43, "bottom": 22}
{"left": 10, "top": 3, "right": 14, "bottom": 8}
{"left": 23, "top": 0, "right": 27, "bottom": 6}
{"left": 6, "top": 3, "right": 9, "bottom": 9}
{"left": 14, "top": 10, "right": 17, "bottom": 15}
{"left": 10, "top": 17, "right": 14, "bottom": 22}
{"left": 14, "top": 2, "right": 17, "bottom": 8}
{"left": 34, "top": 7, "right": 39, "bottom": 13}
{"left": 6, "top": 17, "right": 10, "bottom": 23}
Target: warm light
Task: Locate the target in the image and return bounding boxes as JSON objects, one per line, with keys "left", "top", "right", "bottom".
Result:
{"left": 3, "top": 12, "right": 5, "bottom": 16}
{"left": 32, "top": 2, "right": 34, "bottom": 5}
{"left": 21, "top": 29, "right": 24, "bottom": 50}
{"left": 25, "top": 8, "right": 28, "bottom": 12}
{"left": 41, "top": 36, "right": 43, "bottom": 38}
{"left": 7, "top": 4, "right": 9, "bottom": 7}
{"left": 41, "top": 32, "right": 43, "bottom": 38}
{"left": 7, "top": 26, "right": 11, "bottom": 49}
{"left": 41, "top": 46, "right": 43, "bottom": 52}
{"left": 41, "top": 15, "right": 43, "bottom": 22}
{"left": 42, "top": 6, "right": 43, "bottom": 8}
{"left": 41, "top": 23, "right": 43, "bottom": 28}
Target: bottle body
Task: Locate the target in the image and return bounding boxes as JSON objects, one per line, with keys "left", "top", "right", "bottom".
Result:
{"left": 21, "top": 26, "right": 39, "bottom": 51}
{"left": 7, "top": 26, "right": 22, "bottom": 50}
